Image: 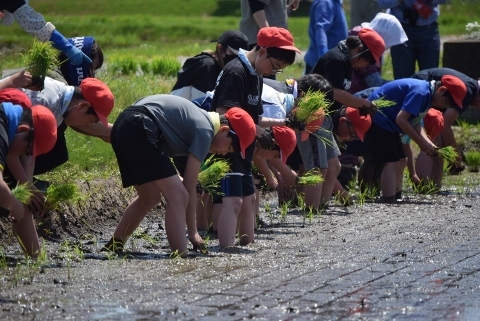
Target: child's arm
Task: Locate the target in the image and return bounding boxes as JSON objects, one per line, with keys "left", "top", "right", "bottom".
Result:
{"left": 267, "top": 158, "right": 298, "bottom": 188}
{"left": 333, "top": 88, "right": 371, "bottom": 108}
{"left": 403, "top": 143, "right": 421, "bottom": 184}
{"left": 396, "top": 110, "right": 436, "bottom": 155}
{"left": 253, "top": 152, "right": 277, "bottom": 190}
{"left": 0, "top": 172, "right": 25, "bottom": 222}
{"left": 182, "top": 153, "right": 204, "bottom": 247}
{"left": 0, "top": 70, "right": 33, "bottom": 89}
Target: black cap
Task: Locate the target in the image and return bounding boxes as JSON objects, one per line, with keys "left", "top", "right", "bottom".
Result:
{"left": 215, "top": 30, "right": 249, "bottom": 54}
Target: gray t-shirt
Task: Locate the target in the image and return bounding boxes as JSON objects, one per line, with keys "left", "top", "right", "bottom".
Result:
{"left": 133, "top": 94, "right": 215, "bottom": 162}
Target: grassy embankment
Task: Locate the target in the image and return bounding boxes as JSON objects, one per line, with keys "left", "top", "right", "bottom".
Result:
{"left": 0, "top": 0, "right": 479, "bottom": 186}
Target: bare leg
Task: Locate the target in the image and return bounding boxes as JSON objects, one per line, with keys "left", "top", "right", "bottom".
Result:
{"left": 320, "top": 158, "right": 341, "bottom": 205}
{"left": 217, "top": 196, "right": 242, "bottom": 247}
{"left": 380, "top": 162, "right": 399, "bottom": 197}
{"left": 238, "top": 193, "right": 256, "bottom": 245}
{"left": 13, "top": 210, "right": 40, "bottom": 257}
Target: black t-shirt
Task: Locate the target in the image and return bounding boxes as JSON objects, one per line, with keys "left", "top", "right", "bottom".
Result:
{"left": 0, "top": 0, "right": 25, "bottom": 12}
{"left": 211, "top": 57, "right": 263, "bottom": 173}
{"left": 212, "top": 58, "right": 263, "bottom": 124}
{"left": 310, "top": 42, "right": 352, "bottom": 111}
{"left": 171, "top": 52, "right": 221, "bottom": 96}
{"left": 411, "top": 68, "right": 478, "bottom": 115}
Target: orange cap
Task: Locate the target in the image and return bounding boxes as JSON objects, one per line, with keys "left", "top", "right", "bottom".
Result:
{"left": 423, "top": 108, "right": 444, "bottom": 140}
{"left": 31, "top": 105, "right": 57, "bottom": 158}
{"left": 272, "top": 126, "right": 296, "bottom": 165}
{"left": 301, "top": 111, "right": 325, "bottom": 142}
{"left": 345, "top": 107, "right": 371, "bottom": 142}
{"left": 224, "top": 107, "right": 256, "bottom": 158}
{"left": 79, "top": 78, "right": 114, "bottom": 126}
{"left": 0, "top": 88, "right": 32, "bottom": 109}
{"left": 358, "top": 28, "right": 386, "bottom": 64}
{"left": 257, "top": 27, "right": 301, "bottom": 53}
{"left": 440, "top": 75, "right": 467, "bottom": 109}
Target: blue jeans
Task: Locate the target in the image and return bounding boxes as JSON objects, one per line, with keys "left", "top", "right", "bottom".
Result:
{"left": 391, "top": 22, "right": 440, "bottom": 79}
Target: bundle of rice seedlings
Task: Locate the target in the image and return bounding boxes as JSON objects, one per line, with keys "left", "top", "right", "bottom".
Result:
{"left": 21, "top": 39, "right": 60, "bottom": 87}
{"left": 294, "top": 90, "right": 332, "bottom": 124}
{"left": 372, "top": 96, "right": 396, "bottom": 108}
{"left": 46, "top": 183, "right": 80, "bottom": 210}
{"left": 11, "top": 183, "right": 33, "bottom": 204}
{"left": 435, "top": 146, "right": 458, "bottom": 164}
{"left": 198, "top": 156, "right": 230, "bottom": 195}
{"left": 297, "top": 170, "right": 324, "bottom": 186}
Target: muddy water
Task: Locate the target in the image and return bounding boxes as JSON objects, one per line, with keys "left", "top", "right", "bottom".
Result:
{"left": 2, "top": 189, "right": 480, "bottom": 320}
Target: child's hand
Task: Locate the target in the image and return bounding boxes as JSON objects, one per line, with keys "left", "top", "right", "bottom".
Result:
{"left": 9, "top": 197, "right": 26, "bottom": 223}
{"left": 27, "top": 188, "right": 46, "bottom": 218}
{"left": 189, "top": 232, "right": 207, "bottom": 254}
{"left": 9, "top": 70, "right": 33, "bottom": 88}
{"left": 410, "top": 174, "right": 421, "bottom": 185}
{"left": 420, "top": 141, "right": 437, "bottom": 156}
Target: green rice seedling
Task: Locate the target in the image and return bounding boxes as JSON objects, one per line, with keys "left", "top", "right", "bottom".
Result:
{"left": 151, "top": 56, "right": 181, "bottom": 77}
{"left": 0, "top": 247, "right": 7, "bottom": 270}
{"left": 11, "top": 182, "right": 33, "bottom": 205}
{"left": 280, "top": 201, "right": 290, "bottom": 223}
{"left": 372, "top": 96, "right": 396, "bottom": 108}
{"left": 294, "top": 90, "right": 332, "bottom": 125}
{"left": 412, "top": 179, "right": 439, "bottom": 195}
{"left": 119, "top": 57, "right": 137, "bottom": 75}
{"left": 465, "top": 150, "right": 480, "bottom": 172}
{"left": 45, "top": 183, "right": 80, "bottom": 210}
{"left": 198, "top": 156, "right": 230, "bottom": 195}
{"left": 307, "top": 206, "right": 315, "bottom": 224}
{"left": 297, "top": 170, "right": 324, "bottom": 186}
{"left": 21, "top": 39, "right": 59, "bottom": 86}
{"left": 264, "top": 202, "right": 274, "bottom": 225}
{"left": 435, "top": 146, "right": 459, "bottom": 165}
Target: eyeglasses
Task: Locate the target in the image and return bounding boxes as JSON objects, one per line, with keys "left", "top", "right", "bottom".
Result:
{"left": 350, "top": 49, "right": 370, "bottom": 60}
{"left": 268, "top": 57, "right": 283, "bottom": 74}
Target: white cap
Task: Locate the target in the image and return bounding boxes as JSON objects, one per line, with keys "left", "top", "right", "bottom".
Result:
{"left": 361, "top": 12, "right": 408, "bottom": 50}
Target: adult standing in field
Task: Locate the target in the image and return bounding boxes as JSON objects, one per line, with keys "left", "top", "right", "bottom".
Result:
{"left": 412, "top": 67, "right": 480, "bottom": 186}
{"left": 377, "top": 0, "right": 448, "bottom": 79}
{"left": 211, "top": 27, "right": 300, "bottom": 248}
{"left": 0, "top": 0, "right": 92, "bottom": 65}
{"left": 304, "top": 0, "right": 348, "bottom": 75}
{"left": 171, "top": 30, "right": 248, "bottom": 101}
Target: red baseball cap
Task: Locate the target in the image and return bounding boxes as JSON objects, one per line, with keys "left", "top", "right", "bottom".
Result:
{"left": 31, "top": 105, "right": 57, "bottom": 158}
{"left": 300, "top": 111, "right": 325, "bottom": 142}
{"left": 272, "top": 126, "right": 296, "bottom": 165}
{"left": 345, "top": 107, "right": 371, "bottom": 142}
{"left": 79, "top": 78, "right": 114, "bottom": 126}
{"left": 224, "top": 107, "right": 256, "bottom": 158}
{"left": 257, "top": 27, "right": 301, "bottom": 54}
{"left": 441, "top": 75, "right": 467, "bottom": 109}
{"left": 358, "top": 28, "right": 386, "bottom": 64}
{"left": 0, "top": 88, "right": 32, "bottom": 109}
{"left": 423, "top": 108, "right": 444, "bottom": 140}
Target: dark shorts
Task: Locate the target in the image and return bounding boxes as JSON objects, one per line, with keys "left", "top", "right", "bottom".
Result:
{"left": 365, "top": 122, "right": 405, "bottom": 164}
{"left": 286, "top": 145, "right": 302, "bottom": 171}
{"left": 111, "top": 108, "right": 177, "bottom": 188}
{"left": 212, "top": 147, "right": 255, "bottom": 203}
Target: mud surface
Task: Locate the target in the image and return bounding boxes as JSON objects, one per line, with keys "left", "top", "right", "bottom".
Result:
{"left": 1, "top": 179, "right": 480, "bottom": 320}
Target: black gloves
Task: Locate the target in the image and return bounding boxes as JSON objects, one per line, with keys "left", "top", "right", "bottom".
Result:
{"left": 285, "top": 115, "right": 306, "bottom": 131}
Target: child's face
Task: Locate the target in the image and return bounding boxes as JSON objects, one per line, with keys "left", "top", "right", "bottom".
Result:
{"left": 64, "top": 102, "right": 100, "bottom": 127}
{"left": 210, "top": 130, "right": 234, "bottom": 156}
{"left": 335, "top": 118, "right": 358, "bottom": 142}
{"left": 254, "top": 145, "right": 281, "bottom": 160}
{"left": 431, "top": 88, "right": 452, "bottom": 110}
{"left": 256, "top": 49, "right": 290, "bottom": 76}
{"left": 9, "top": 128, "right": 32, "bottom": 157}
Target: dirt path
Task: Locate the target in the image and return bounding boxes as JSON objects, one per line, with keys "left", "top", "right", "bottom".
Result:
{"left": 2, "top": 182, "right": 480, "bottom": 320}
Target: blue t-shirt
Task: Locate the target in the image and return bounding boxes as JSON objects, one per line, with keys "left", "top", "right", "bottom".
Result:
{"left": 369, "top": 78, "right": 432, "bottom": 133}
